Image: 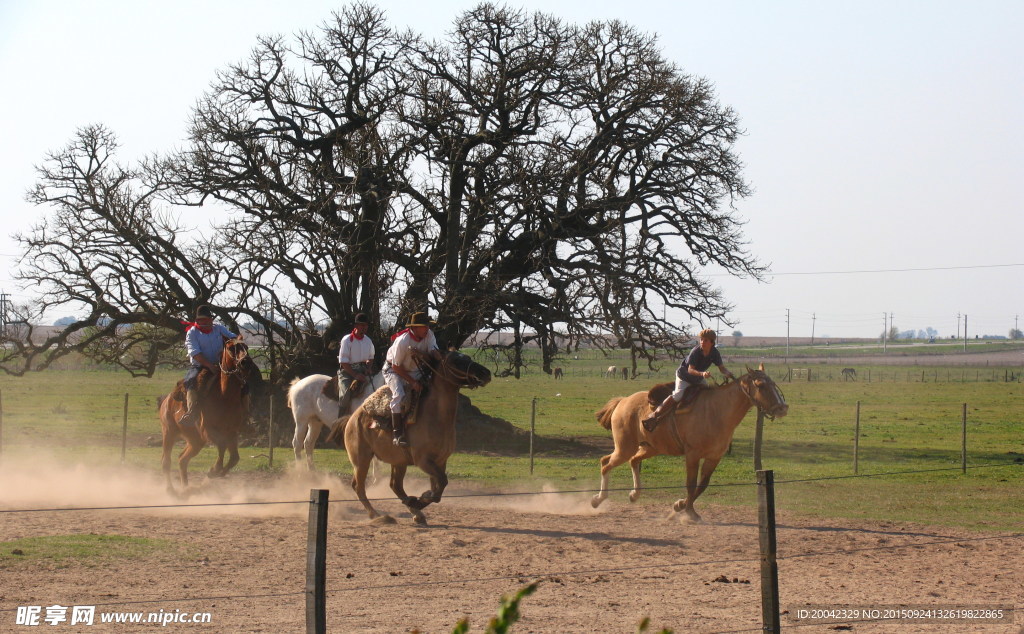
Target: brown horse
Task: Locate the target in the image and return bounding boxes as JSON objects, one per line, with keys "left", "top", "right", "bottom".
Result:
{"left": 344, "top": 350, "right": 491, "bottom": 524}
{"left": 591, "top": 364, "right": 788, "bottom": 522}
{"left": 159, "top": 337, "right": 255, "bottom": 494}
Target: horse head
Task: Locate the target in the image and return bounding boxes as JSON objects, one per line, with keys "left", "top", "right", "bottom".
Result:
{"left": 219, "top": 337, "right": 250, "bottom": 375}
{"left": 436, "top": 350, "right": 492, "bottom": 389}
{"left": 741, "top": 363, "right": 789, "bottom": 419}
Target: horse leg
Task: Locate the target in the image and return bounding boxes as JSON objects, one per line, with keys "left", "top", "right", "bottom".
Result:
{"left": 674, "top": 454, "right": 716, "bottom": 522}
{"left": 414, "top": 458, "right": 448, "bottom": 508}
{"left": 223, "top": 440, "right": 240, "bottom": 475}
{"left": 292, "top": 420, "right": 309, "bottom": 469}
{"left": 591, "top": 449, "right": 632, "bottom": 508}
{"left": 161, "top": 428, "right": 178, "bottom": 495}
{"left": 178, "top": 439, "right": 205, "bottom": 490}
{"left": 209, "top": 445, "right": 227, "bottom": 478}
{"left": 303, "top": 422, "right": 321, "bottom": 471}
{"left": 389, "top": 463, "right": 426, "bottom": 524}
{"left": 348, "top": 451, "right": 380, "bottom": 520}
{"left": 626, "top": 444, "right": 661, "bottom": 502}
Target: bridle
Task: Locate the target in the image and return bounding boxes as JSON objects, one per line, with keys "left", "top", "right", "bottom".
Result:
{"left": 738, "top": 372, "right": 786, "bottom": 420}
{"left": 432, "top": 352, "right": 487, "bottom": 388}
{"left": 218, "top": 341, "right": 250, "bottom": 378}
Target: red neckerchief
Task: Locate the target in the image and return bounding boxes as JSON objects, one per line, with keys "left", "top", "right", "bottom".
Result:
{"left": 390, "top": 328, "right": 424, "bottom": 342}
{"left": 350, "top": 328, "right": 365, "bottom": 341}
{"left": 181, "top": 320, "right": 213, "bottom": 334}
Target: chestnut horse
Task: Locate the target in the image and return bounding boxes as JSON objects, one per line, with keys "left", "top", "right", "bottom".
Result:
{"left": 591, "top": 364, "right": 788, "bottom": 522}
{"left": 344, "top": 351, "right": 491, "bottom": 524}
{"left": 159, "top": 337, "right": 255, "bottom": 494}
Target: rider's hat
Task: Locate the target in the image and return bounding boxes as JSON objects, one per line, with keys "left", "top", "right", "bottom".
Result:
{"left": 354, "top": 312, "right": 369, "bottom": 324}
{"left": 405, "top": 312, "right": 436, "bottom": 327}
{"left": 196, "top": 305, "right": 214, "bottom": 319}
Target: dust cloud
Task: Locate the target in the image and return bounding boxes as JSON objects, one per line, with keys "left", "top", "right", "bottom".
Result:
{"left": 0, "top": 454, "right": 602, "bottom": 522}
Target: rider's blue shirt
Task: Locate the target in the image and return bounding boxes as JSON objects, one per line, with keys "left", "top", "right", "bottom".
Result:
{"left": 185, "top": 324, "right": 237, "bottom": 367}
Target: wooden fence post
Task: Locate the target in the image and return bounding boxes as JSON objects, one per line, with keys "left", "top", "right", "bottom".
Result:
{"left": 753, "top": 409, "right": 765, "bottom": 471}
{"left": 268, "top": 393, "right": 275, "bottom": 468}
{"left": 961, "top": 403, "right": 967, "bottom": 474}
{"left": 529, "top": 397, "right": 537, "bottom": 475}
{"left": 854, "top": 401, "right": 861, "bottom": 475}
{"left": 120, "top": 393, "right": 129, "bottom": 464}
{"left": 756, "top": 469, "right": 780, "bottom": 634}
{"left": 306, "top": 488, "right": 329, "bottom": 634}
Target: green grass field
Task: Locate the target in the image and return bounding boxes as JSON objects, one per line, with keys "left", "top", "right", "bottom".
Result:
{"left": 1, "top": 357, "right": 1021, "bottom": 531}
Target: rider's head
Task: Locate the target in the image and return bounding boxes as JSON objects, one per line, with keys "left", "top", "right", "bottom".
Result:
{"left": 698, "top": 328, "right": 717, "bottom": 354}
{"left": 406, "top": 311, "right": 435, "bottom": 339}
{"left": 353, "top": 312, "right": 370, "bottom": 336}
{"left": 195, "top": 304, "right": 214, "bottom": 328}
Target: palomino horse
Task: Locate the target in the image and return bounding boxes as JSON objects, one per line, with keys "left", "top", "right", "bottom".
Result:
{"left": 591, "top": 364, "right": 788, "bottom": 522}
{"left": 159, "top": 337, "right": 256, "bottom": 494}
{"left": 286, "top": 372, "right": 383, "bottom": 470}
{"left": 344, "top": 350, "right": 491, "bottom": 524}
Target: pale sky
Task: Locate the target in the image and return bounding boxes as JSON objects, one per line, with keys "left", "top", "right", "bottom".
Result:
{"left": 1, "top": 0, "right": 1021, "bottom": 339}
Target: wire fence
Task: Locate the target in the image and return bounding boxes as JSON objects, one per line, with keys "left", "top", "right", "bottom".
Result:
{"left": 2, "top": 461, "right": 1021, "bottom": 632}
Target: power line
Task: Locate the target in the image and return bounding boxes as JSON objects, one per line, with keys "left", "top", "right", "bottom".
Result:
{"left": 768, "top": 263, "right": 1023, "bottom": 276}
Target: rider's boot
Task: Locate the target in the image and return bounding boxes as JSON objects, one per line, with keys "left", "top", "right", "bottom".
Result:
{"left": 179, "top": 388, "right": 200, "bottom": 427}
{"left": 641, "top": 395, "right": 678, "bottom": 432}
{"left": 391, "top": 412, "right": 409, "bottom": 447}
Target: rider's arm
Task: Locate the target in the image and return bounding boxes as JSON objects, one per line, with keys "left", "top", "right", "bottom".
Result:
{"left": 391, "top": 364, "right": 421, "bottom": 390}
{"left": 341, "top": 362, "right": 369, "bottom": 382}
{"left": 192, "top": 353, "right": 217, "bottom": 372}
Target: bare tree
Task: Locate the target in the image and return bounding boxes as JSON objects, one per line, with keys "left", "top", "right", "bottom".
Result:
{"left": 4, "top": 3, "right": 762, "bottom": 382}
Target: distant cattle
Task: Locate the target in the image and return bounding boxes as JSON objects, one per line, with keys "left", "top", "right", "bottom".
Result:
{"left": 553, "top": 367, "right": 564, "bottom": 379}
{"left": 841, "top": 367, "right": 857, "bottom": 381}
{"left": 621, "top": 366, "right": 629, "bottom": 380}
{"left": 606, "top": 365, "right": 617, "bottom": 378}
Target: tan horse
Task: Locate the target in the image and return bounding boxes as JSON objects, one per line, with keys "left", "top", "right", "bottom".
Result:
{"left": 591, "top": 364, "right": 788, "bottom": 522}
{"left": 344, "top": 351, "right": 491, "bottom": 524}
{"left": 159, "top": 338, "right": 256, "bottom": 494}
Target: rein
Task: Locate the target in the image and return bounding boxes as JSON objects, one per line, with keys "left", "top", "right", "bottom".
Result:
{"left": 433, "top": 355, "right": 485, "bottom": 388}
{"left": 738, "top": 373, "right": 785, "bottom": 420}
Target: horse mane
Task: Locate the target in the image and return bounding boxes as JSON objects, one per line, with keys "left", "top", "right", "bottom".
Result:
{"left": 595, "top": 396, "right": 624, "bottom": 430}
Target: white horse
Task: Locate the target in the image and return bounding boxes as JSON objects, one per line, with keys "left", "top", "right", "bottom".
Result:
{"left": 287, "top": 373, "right": 383, "bottom": 470}
{"left": 605, "top": 365, "right": 617, "bottom": 378}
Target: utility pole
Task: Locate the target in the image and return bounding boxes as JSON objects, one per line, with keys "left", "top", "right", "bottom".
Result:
{"left": 963, "top": 314, "right": 968, "bottom": 352}
{"left": 785, "top": 309, "right": 790, "bottom": 356}
{"left": 956, "top": 313, "right": 960, "bottom": 340}
{"left": 0, "top": 291, "right": 9, "bottom": 337}
{"left": 882, "top": 312, "right": 887, "bottom": 353}
{"left": 890, "top": 312, "right": 894, "bottom": 343}
{"left": 1015, "top": 315, "right": 1019, "bottom": 339}
{"left": 811, "top": 313, "right": 816, "bottom": 346}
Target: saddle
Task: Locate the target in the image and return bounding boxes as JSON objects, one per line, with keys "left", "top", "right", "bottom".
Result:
{"left": 171, "top": 368, "right": 220, "bottom": 402}
{"left": 647, "top": 381, "right": 706, "bottom": 411}
{"left": 362, "top": 384, "right": 425, "bottom": 431}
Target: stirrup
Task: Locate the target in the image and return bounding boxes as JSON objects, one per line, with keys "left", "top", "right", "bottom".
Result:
{"left": 393, "top": 435, "right": 409, "bottom": 447}
{"left": 179, "top": 410, "right": 199, "bottom": 427}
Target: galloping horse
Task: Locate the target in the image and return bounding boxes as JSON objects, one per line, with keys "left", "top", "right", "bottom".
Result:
{"left": 159, "top": 337, "right": 256, "bottom": 493}
{"left": 345, "top": 350, "right": 491, "bottom": 524}
{"left": 591, "top": 364, "right": 788, "bottom": 522}
{"left": 287, "top": 372, "right": 383, "bottom": 470}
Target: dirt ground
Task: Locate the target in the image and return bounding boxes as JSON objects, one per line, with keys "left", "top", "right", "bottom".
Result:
{"left": 1, "top": 462, "right": 1021, "bottom": 633}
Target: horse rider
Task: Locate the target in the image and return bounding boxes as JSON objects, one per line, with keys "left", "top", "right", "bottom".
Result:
{"left": 642, "top": 328, "right": 735, "bottom": 431}
{"left": 179, "top": 305, "right": 243, "bottom": 427}
{"left": 337, "top": 312, "right": 375, "bottom": 417}
{"left": 383, "top": 311, "right": 442, "bottom": 447}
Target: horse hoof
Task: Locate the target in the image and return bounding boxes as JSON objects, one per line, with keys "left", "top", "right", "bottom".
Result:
{"left": 628, "top": 491, "right": 640, "bottom": 503}
{"left": 590, "top": 495, "right": 604, "bottom": 509}
{"left": 412, "top": 512, "right": 427, "bottom": 525}
{"left": 672, "top": 500, "right": 686, "bottom": 512}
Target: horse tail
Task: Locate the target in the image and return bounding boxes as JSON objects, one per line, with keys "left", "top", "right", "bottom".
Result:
{"left": 595, "top": 397, "right": 624, "bottom": 430}
{"left": 156, "top": 395, "right": 165, "bottom": 410}
{"left": 286, "top": 377, "right": 302, "bottom": 409}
